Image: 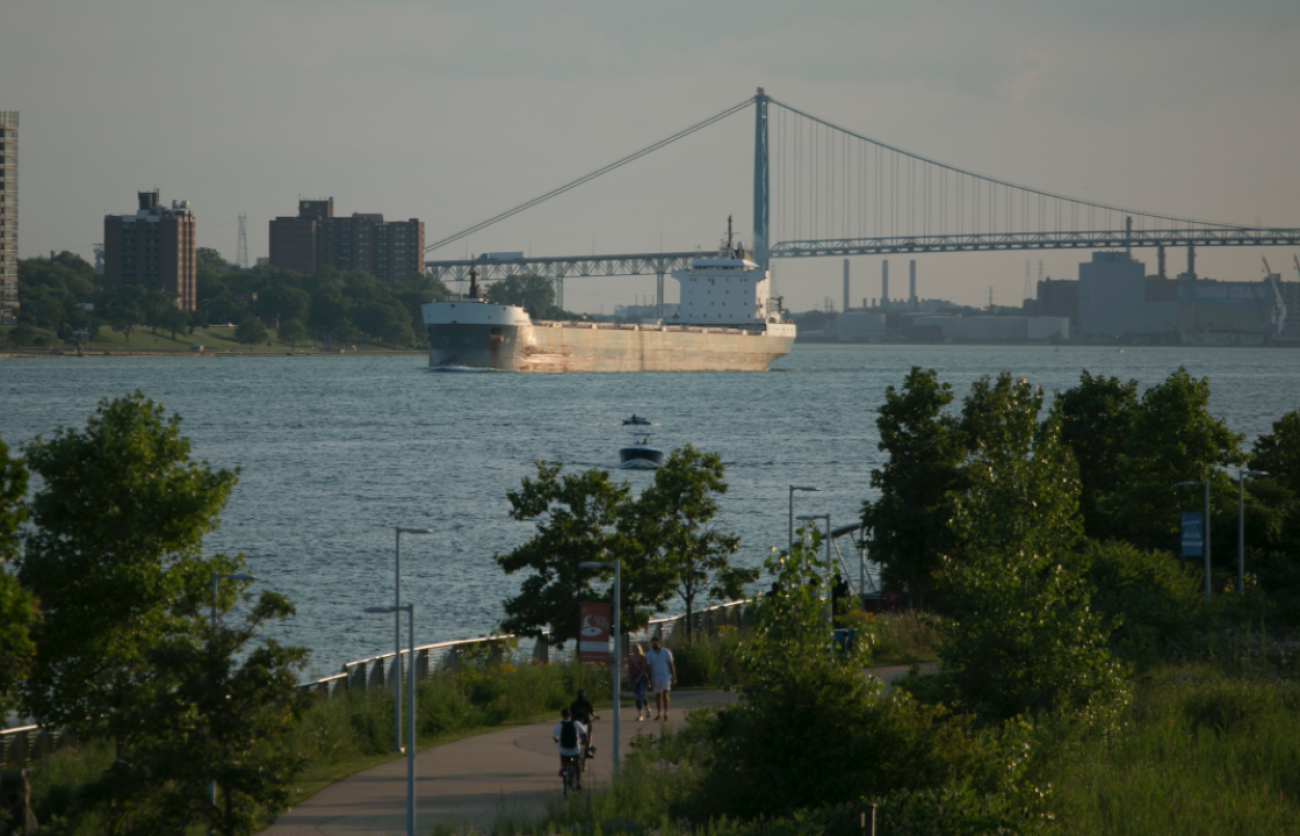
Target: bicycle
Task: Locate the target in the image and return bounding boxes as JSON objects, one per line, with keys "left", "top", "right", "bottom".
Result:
{"left": 560, "top": 754, "right": 581, "bottom": 795}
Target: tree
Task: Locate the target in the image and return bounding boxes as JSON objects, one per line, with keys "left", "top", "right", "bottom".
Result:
{"left": 160, "top": 307, "right": 188, "bottom": 341}
{"left": 1247, "top": 410, "right": 1300, "bottom": 621}
{"left": 234, "top": 316, "right": 267, "bottom": 346}
{"left": 860, "top": 368, "right": 967, "bottom": 608}
{"left": 496, "top": 462, "right": 647, "bottom": 646}
{"left": 1051, "top": 371, "right": 1140, "bottom": 540}
{"left": 939, "top": 374, "right": 1126, "bottom": 723}
{"left": 0, "top": 437, "right": 37, "bottom": 713}
{"left": 1104, "top": 367, "right": 1243, "bottom": 554}
{"left": 631, "top": 446, "right": 754, "bottom": 640}
{"left": 1251, "top": 409, "right": 1300, "bottom": 497}
{"left": 485, "top": 274, "right": 563, "bottom": 320}
{"left": 18, "top": 393, "right": 239, "bottom": 732}
{"left": 278, "top": 318, "right": 309, "bottom": 350}
{"left": 111, "top": 302, "right": 144, "bottom": 343}
{"left": 257, "top": 284, "right": 311, "bottom": 323}
{"left": 94, "top": 583, "right": 308, "bottom": 835}
{"left": 5, "top": 322, "right": 39, "bottom": 346}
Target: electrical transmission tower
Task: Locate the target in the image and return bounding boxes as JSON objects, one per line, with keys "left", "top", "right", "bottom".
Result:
{"left": 236, "top": 214, "right": 249, "bottom": 269}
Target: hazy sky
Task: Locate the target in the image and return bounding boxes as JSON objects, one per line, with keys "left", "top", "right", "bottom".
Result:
{"left": 4, "top": 0, "right": 1299, "bottom": 311}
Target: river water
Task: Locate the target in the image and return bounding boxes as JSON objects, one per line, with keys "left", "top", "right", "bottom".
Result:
{"left": 2, "top": 345, "right": 1296, "bottom": 677}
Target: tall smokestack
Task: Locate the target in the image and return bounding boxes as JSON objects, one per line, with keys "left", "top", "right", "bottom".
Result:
{"left": 843, "top": 259, "right": 850, "bottom": 313}
{"left": 881, "top": 260, "right": 889, "bottom": 307}
{"left": 909, "top": 260, "right": 917, "bottom": 310}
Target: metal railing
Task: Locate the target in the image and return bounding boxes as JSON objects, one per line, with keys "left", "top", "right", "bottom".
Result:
{"left": 0, "top": 724, "right": 77, "bottom": 769}
{"left": 295, "top": 598, "right": 752, "bottom": 699}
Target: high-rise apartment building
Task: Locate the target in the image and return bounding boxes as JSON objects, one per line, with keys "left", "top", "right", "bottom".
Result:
{"left": 0, "top": 111, "right": 18, "bottom": 325}
{"left": 268, "top": 198, "right": 424, "bottom": 280}
{"left": 104, "top": 191, "right": 197, "bottom": 311}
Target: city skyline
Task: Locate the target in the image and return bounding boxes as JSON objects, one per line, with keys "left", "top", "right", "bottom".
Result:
{"left": 2, "top": 0, "right": 1299, "bottom": 311}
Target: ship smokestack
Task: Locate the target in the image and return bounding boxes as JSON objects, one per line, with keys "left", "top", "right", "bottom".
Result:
{"left": 909, "top": 260, "right": 917, "bottom": 310}
{"left": 881, "top": 260, "right": 889, "bottom": 307}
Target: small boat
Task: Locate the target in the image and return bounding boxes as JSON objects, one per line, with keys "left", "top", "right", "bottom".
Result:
{"left": 622, "top": 414, "right": 652, "bottom": 426}
{"left": 619, "top": 430, "right": 664, "bottom": 470}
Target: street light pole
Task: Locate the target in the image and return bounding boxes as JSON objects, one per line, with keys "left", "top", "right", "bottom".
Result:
{"left": 209, "top": 571, "right": 255, "bottom": 827}
{"left": 579, "top": 558, "right": 621, "bottom": 776}
{"left": 393, "top": 527, "right": 432, "bottom": 753}
{"left": 367, "top": 604, "right": 416, "bottom": 836}
{"left": 1238, "top": 469, "right": 1267, "bottom": 596}
{"left": 797, "top": 513, "right": 832, "bottom": 631}
{"left": 789, "top": 486, "right": 820, "bottom": 549}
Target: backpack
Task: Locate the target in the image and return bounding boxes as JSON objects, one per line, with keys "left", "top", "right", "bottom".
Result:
{"left": 560, "top": 719, "right": 578, "bottom": 749}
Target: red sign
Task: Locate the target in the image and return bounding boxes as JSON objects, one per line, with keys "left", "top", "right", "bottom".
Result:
{"left": 578, "top": 603, "right": 611, "bottom": 663}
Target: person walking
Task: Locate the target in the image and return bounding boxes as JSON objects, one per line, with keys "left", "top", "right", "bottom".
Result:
{"left": 628, "top": 644, "right": 650, "bottom": 721}
{"left": 645, "top": 635, "right": 676, "bottom": 721}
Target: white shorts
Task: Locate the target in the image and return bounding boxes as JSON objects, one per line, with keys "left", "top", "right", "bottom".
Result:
{"left": 652, "top": 678, "right": 672, "bottom": 694}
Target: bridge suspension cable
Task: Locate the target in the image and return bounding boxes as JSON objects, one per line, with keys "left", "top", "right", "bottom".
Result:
{"left": 766, "top": 96, "right": 1247, "bottom": 257}
{"left": 424, "top": 97, "right": 753, "bottom": 254}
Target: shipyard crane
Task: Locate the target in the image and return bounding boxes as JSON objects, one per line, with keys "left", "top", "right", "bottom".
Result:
{"left": 1263, "top": 257, "right": 1287, "bottom": 336}
{"left": 1293, "top": 254, "right": 1300, "bottom": 281}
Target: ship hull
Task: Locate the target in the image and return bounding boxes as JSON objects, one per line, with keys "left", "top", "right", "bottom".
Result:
{"left": 426, "top": 319, "right": 795, "bottom": 372}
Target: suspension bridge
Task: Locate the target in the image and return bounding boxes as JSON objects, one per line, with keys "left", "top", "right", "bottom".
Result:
{"left": 426, "top": 89, "right": 1300, "bottom": 315}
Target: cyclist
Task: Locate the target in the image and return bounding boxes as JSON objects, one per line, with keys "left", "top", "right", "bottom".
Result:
{"left": 552, "top": 707, "right": 588, "bottom": 790}
{"left": 570, "top": 688, "right": 597, "bottom": 757}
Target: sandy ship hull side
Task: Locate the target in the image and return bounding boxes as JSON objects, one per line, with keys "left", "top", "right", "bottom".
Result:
{"left": 427, "top": 320, "right": 794, "bottom": 372}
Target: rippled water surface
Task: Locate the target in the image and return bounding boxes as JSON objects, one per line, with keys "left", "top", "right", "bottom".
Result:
{"left": 3, "top": 345, "right": 1297, "bottom": 675}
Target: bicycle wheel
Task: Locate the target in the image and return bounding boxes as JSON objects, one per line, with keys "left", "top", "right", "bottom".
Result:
{"left": 562, "top": 761, "right": 578, "bottom": 796}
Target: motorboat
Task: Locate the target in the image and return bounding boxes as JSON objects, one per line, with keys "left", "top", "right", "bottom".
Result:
{"left": 622, "top": 414, "right": 652, "bottom": 426}
{"left": 619, "top": 430, "right": 664, "bottom": 470}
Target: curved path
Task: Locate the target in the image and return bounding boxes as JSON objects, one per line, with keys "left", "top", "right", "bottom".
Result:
{"left": 261, "top": 665, "right": 926, "bottom": 835}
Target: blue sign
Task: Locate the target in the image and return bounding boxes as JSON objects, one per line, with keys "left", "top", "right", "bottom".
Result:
{"left": 1181, "top": 512, "right": 1204, "bottom": 558}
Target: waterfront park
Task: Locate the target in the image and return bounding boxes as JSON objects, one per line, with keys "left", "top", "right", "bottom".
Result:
{"left": 4, "top": 366, "right": 1300, "bottom": 835}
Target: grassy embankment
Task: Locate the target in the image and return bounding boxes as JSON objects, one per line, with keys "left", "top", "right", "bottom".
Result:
{"left": 0, "top": 323, "right": 419, "bottom": 355}
{"left": 25, "top": 652, "right": 611, "bottom": 834}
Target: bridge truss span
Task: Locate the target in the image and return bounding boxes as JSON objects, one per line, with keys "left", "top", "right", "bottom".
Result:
{"left": 770, "top": 227, "right": 1300, "bottom": 259}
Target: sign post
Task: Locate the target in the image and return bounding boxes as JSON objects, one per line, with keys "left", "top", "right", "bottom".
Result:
{"left": 578, "top": 603, "right": 611, "bottom": 664}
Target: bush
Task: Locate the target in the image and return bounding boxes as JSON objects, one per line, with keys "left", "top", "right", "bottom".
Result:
{"left": 668, "top": 627, "right": 746, "bottom": 687}
{"left": 1084, "top": 540, "right": 1207, "bottom": 665}
{"left": 235, "top": 316, "right": 268, "bottom": 345}
{"left": 4, "top": 323, "right": 39, "bottom": 346}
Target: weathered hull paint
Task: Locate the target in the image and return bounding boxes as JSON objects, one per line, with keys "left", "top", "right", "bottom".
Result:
{"left": 427, "top": 322, "right": 795, "bottom": 373}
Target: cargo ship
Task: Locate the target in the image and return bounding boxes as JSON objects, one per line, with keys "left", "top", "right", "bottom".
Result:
{"left": 421, "top": 233, "right": 796, "bottom": 373}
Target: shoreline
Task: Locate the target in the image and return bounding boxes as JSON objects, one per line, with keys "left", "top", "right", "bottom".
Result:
{"left": 0, "top": 349, "right": 427, "bottom": 360}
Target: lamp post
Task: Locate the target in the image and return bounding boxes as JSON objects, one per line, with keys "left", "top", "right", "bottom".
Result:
{"left": 209, "top": 571, "right": 255, "bottom": 826}
{"left": 789, "top": 485, "right": 820, "bottom": 548}
{"left": 1238, "top": 470, "right": 1267, "bottom": 596}
{"left": 367, "top": 604, "right": 416, "bottom": 836}
{"left": 796, "top": 513, "right": 832, "bottom": 630}
{"left": 1177, "top": 481, "right": 1211, "bottom": 603}
{"left": 578, "top": 558, "right": 621, "bottom": 776}
{"left": 393, "top": 527, "right": 433, "bottom": 752}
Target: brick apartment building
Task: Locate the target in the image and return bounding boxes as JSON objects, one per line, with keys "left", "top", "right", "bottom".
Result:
{"left": 103, "top": 191, "right": 197, "bottom": 311}
{"left": 0, "top": 111, "right": 18, "bottom": 325}
{"left": 268, "top": 198, "right": 424, "bottom": 280}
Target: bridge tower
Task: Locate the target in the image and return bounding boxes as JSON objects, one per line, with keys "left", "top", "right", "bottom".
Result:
{"left": 753, "top": 88, "right": 770, "bottom": 268}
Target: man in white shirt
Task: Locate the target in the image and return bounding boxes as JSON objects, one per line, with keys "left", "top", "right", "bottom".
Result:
{"left": 552, "top": 707, "right": 588, "bottom": 788}
{"left": 644, "top": 635, "right": 677, "bottom": 721}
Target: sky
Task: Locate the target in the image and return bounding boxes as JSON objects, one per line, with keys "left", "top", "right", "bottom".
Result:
{"left": 4, "top": 0, "right": 1300, "bottom": 312}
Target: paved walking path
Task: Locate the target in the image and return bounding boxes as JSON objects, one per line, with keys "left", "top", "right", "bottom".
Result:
{"left": 261, "top": 665, "right": 931, "bottom": 836}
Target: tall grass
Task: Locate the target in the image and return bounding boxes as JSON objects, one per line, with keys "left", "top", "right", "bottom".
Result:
{"left": 1050, "top": 665, "right": 1300, "bottom": 835}
{"left": 869, "top": 611, "right": 942, "bottom": 665}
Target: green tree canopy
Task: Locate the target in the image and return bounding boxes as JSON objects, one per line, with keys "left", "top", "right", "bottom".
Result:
{"left": 18, "top": 393, "right": 240, "bottom": 731}
{"left": 1051, "top": 371, "right": 1140, "bottom": 540}
{"left": 278, "top": 318, "right": 309, "bottom": 349}
{"left": 939, "top": 373, "right": 1126, "bottom": 723}
{"left": 860, "top": 367, "right": 967, "bottom": 607}
{"left": 0, "top": 437, "right": 37, "bottom": 713}
{"left": 1104, "top": 367, "right": 1243, "bottom": 553}
{"left": 626, "top": 446, "right": 754, "bottom": 640}
{"left": 235, "top": 316, "right": 268, "bottom": 345}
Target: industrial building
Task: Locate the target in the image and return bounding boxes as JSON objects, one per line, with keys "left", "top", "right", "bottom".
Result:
{"left": 103, "top": 190, "right": 197, "bottom": 311}
{"left": 0, "top": 111, "right": 16, "bottom": 325}
{"left": 268, "top": 198, "right": 424, "bottom": 280}
{"left": 906, "top": 315, "right": 1070, "bottom": 342}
